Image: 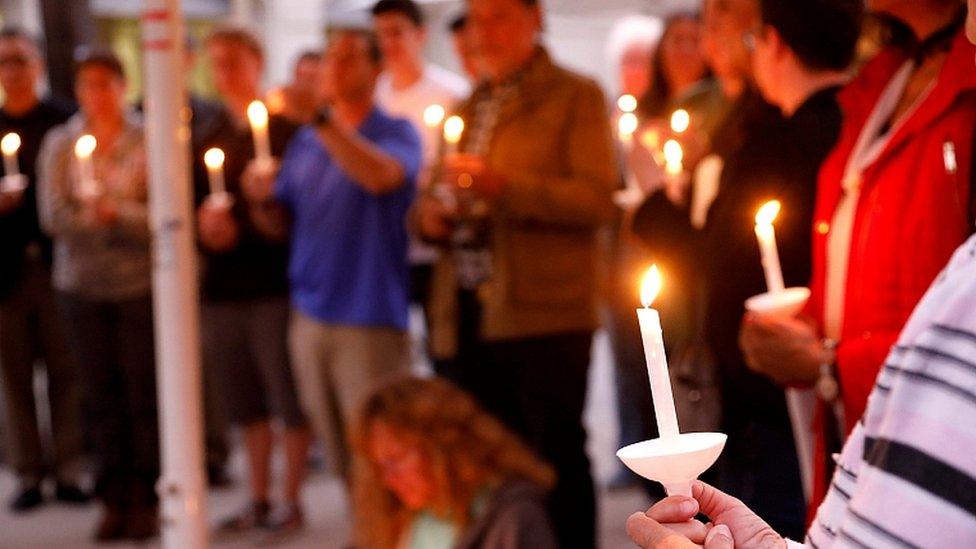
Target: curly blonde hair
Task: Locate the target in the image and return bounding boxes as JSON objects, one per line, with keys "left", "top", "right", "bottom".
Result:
{"left": 351, "top": 376, "right": 555, "bottom": 549}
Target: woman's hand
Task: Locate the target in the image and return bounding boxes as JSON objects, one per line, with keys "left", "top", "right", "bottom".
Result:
{"left": 740, "top": 312, "right": 828, "bottom": 385}
{"left": 197, "top": 202, "right": 239, "bottom": 252}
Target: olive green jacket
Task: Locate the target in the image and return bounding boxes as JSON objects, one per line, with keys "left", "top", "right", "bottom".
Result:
{"left": 427, "top": 49, "right": 618, "bottom": 358}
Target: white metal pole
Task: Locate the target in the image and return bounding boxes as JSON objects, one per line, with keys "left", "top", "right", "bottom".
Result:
{"left": 140, "top": 2, "right": 209, "bottom": 547}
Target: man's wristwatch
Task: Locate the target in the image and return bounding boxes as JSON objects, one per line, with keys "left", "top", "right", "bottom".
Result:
{"left": 816, "top": 338, "right": 840, "bottom": 402}
{"left": 313, "top": 105, "right": 334, "bottom": 128}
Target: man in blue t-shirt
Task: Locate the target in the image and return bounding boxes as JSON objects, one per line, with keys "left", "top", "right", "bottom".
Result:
{"left": 242, "top": 27, "right": 421, "bottom": 479}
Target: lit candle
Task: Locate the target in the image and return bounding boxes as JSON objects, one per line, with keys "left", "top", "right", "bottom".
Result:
{"left": 617, "top": 94, "right": 638, "bottom": 114}
{"left": 755, "top": 200, "right": 785, "bottom": 294}
{"left": 663, "top": 139, "right": 683, "bottom": 176}
{"left": 618, "top": 112, "right": 639, "bottom": 144}
{"left": 74, "top": 134, "right": 98, "bottom": 198}
{"left": 1, "top": 132, "right": 21, "bottom": 176}
{"left": 637, "top": 265, "right": 680, "bottom": 439}
{"left": 204, "top": 147, "right": 226, "bottom": 196}
{"left": 670, "top": 109, "right": 690, "bottom": 134}
{"left": 423, "top": 104, "right": 446, "bottom": 129}
{"left": 247, "top": 100, "right": 272, "bottom": 168}
{"left": 443, "top": 115, "right": 465, "bottom": 156}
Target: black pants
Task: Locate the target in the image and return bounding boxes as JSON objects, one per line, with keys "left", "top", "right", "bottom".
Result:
{"left": 450, "top": 291, "right": 596, "bottom": 549}
{"left": 60, "top": 293, "right": 159, "bottom": 509}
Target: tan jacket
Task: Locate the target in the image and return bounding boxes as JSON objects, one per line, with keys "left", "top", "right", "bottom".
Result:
{"left": 428, "top": 49, "right": 617, "bottom": 358}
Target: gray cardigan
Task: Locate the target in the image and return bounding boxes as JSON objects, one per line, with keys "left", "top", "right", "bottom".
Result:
{"left": 456, "top": 481, "right": 557, "bottom": 549}
{"left": 36, "top": 113, "right": 151, "bottom": 301}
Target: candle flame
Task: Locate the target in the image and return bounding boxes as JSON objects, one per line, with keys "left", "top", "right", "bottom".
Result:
{"left": 423, "top": 104, "right": 446, "bottom": 128}
{"left": 247, "top": 100, "right": 269, "bottom": 128}
{"left": 640, "top": 265, "right": 663, "bottom": 308}
{"left": 1, "top": 133, "right": 21, "bottom": 155}
{"left": 74, "top": 134, "right": 96, "bottom": 158}
{"left": 618, "top": 112, "right": 639, "bottom": 139}
{"left": 670, "top": 109, "right": 690, "bottom": 134}
{"left": 204, "top": 147, "right": 225, "bottom": 169}
{"left": 663, "top": 139, "right": 683, "bottom": 165}
{"left": 443, "top": 115, "right": 465, "bottom": 144}
{"left": 755, "top": 200, "right": 781, "bottom": 226}
{"left": 617, "top": 94, "right": 638, "bottom": 113}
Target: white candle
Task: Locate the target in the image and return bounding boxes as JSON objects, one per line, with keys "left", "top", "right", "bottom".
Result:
{"left": 670, "top": 109, "right": 690, "bottom": 134}
{"left": 204, "top": 147, "right": 226, "bottom": 196}
{"left": 637, "top": 265, "right": 680, "bottom": 439}
{"left": 74, "top": 134, "right": 98, "bottom": 198}
{"left": 663, "top": 139, "right": 683, "bottom": 176}
{"left": 443, "top": 115, "right": 465, "bottom": 156}
{"left": 1, "top": 132, "right": 21, "bottom": 176}
{"left": 423, "top": 104, "right": 446, "bottom": 129}
{"left": 618, "top": 112, "right": 639, "bottom": 144}
{"left": 755, "top": 200, "right": 786, "bottom": 294}
{"left": 247, "top": 100, "right": 272, "bottom": 167}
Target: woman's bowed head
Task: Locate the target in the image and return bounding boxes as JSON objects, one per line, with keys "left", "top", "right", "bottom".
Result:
{"left": 352, "top": 377, "right": 557, "bottom": 548}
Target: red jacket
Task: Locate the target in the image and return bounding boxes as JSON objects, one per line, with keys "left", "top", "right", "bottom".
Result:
{"left": 806, "top": 32, "right": 976, "bottom": 512}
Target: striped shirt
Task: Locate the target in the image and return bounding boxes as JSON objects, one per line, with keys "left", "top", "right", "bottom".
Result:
{"left": 796, "top": 234, "right": 976, "bottom": 548}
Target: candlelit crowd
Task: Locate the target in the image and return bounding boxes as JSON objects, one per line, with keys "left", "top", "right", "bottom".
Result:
{"left": 1, "top": 0, "right": 975, "bottom": 547}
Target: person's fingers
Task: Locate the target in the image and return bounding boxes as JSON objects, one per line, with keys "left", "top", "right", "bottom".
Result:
{"left": 661, "top": 520, "right": 709, "bottom": 544}
{"left": 693, "top": 481, "right": 743, "bottom": 519}
{"left": 626, "top": 512, "right": 693, "bottom": 548}
{"left": 646, "top": 496, "right": 700, "bottom": 523}
{"left": 703, "top": 524, "right": 734, "bottom": 549}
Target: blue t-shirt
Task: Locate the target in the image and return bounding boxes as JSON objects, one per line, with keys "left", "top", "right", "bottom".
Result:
{"left": 275, "top": 108, "right": 421, "bottom": 330}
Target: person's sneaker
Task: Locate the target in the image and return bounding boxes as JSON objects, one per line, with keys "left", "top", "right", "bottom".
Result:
{"left": 8, "top": 485, "right": 43, "bottom": 513}
{"left": 54, "top": 483, "right": 91, "bottom": 505}
{"left": 215, "top": 500, "right": 271, "bottom": 537}
{"left": 94, "top": 507, "right": 127, "bottom": 542}
{"left": 261, "top": 503, "right": 305, "bottom": 544}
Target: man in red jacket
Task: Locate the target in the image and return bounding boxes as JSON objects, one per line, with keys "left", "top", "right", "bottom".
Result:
{"left": 741, "top": 0, "right": 975, "bottom": 516}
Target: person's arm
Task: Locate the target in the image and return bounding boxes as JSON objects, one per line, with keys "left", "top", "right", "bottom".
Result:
{"left": 314, "top": 115, "right": 407, "bottom": 196}
{"left": 499, "top": 83, "right": 617, "bottom": 228}
{"left": 107, "top": 150, "right": 151, "bottom": 243}
{"left": 246, "top": 200, "right": 290, "bottom": 243}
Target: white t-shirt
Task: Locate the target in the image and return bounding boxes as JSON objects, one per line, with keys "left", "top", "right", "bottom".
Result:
{"left": 376, "top": 63, "right": 470, "bottom": 266}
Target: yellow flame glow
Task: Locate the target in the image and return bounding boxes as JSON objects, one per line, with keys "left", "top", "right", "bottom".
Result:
{"left": 670, "top": 109, "right": 690, "bottom": 134}
{"left": 618, "top": 113, "right": 639, "bottom": 139}
{"left": 74, "top": 134, "right": 96, "bottom": 158}
{"left": 423, "top": 104, "right": 446, "bottom": 128}
{"left": 640, "top": 265, "right": 663, "bottom": 308}
{"left": 1, "top": 133, "right": 21, "bottom": 155}
{"left": 617, "top": 94, "right": 638, "bottom": 113}
{"left": 755, "top": 200, "right": 782, "bottom": 226}
{"left": 247, "top": 100, "right": 269, "bottom": 129}
{"left": 443, "top": 115, "right": 465, "bottom": 144}
{"left": 204, "top": 148, "right": 225, "bottom": 169}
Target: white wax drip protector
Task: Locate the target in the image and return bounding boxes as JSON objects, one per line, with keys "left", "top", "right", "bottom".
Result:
{"left": 204, "top": 191, "right": 235, "bottom": 210}
{"left": 617, "top": 432, "right": 728, "bottom": 497}
{"left": 745, "top": 287, "right": 811, "bottom": 318}
{"left": 0, "top": 173, "right": 27, "bottom": 194}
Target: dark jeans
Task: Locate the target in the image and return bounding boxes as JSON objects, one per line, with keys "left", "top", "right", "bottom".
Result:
{"left": 449, "top": 291, "right": 596, "bottom": 549}
{"left": 0, "top": 258, "right": 83, "bottom": 485}
{"left": 59, "top": 293, "right": 159, "bottom": 509}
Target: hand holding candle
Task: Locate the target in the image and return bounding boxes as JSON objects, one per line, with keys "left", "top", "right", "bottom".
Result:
{"left": 755, "top": 200, "right": 786, "bottom": 294}
{"left": 204, "top": 147, "right": 234, "bottom": 209}
{"left": 247, "top": 100, "right": 273, "bottom": 171}
{"left": 0, "top": 132, "right": 27, "bottom": 195}
{"left": 74, "top": 134, "right": 100, "bottom": 200}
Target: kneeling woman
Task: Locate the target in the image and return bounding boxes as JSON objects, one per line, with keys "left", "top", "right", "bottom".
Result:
{"left": 352, "top": 377, "right": 557, "bottom": 549}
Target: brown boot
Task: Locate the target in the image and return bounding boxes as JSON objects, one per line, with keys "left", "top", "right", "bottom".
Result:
{"left": 94, "top": 506, "right": 127, "bottom": 542}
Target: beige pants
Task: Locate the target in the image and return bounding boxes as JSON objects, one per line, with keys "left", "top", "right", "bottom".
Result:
{"left": 288, "top": 309, "right": 409, "bottom": 477}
